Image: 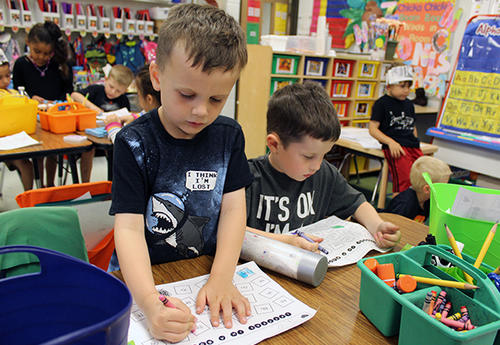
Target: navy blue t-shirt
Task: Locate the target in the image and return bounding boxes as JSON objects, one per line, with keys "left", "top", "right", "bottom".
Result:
{"left": 110, "top": 109, "right": 253, "bottom": 264}
{"left": 80, "top": 84, "right": 130, "bottom": 111}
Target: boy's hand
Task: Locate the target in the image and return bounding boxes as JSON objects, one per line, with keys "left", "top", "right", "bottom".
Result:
{"left": 121, "top": 114, "right": 135, "bottom": 125}
{"left": 284, "top": 233, "right": 323, "bottom": 253}
{"left": 388, "top": 141, "right": 405, "bottom": 159}
{"left": 374, "top": 222, "right": 401, "bottom": 248}
{"left": 142, "top": 292, "right": 196, "bottom": 343}
{"left": 195, "top": 276, "right": 251, "bottom": 328}
{"left": 104, "top": 114, "right": 120, "bottom": 126}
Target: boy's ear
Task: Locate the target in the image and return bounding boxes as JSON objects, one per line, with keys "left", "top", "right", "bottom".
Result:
{"left": 145, "top": 94, "right": 154, "bottom": 106}
{"left": 422, "top": 184, "right": 431, "bottom": 197}
{"left": 266, "top": 133, "right": 281, "bottom": 153}
{"left": 149, "top": 62, "right": 161, "bottom": 92}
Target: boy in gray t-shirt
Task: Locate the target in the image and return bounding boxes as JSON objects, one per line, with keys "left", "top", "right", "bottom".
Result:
{"left": 245, "top": 82, "right": 401, "bottom": 252}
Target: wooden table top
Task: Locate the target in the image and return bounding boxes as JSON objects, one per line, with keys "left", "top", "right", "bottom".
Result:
{"left": 113, "top": 213, "right": 429, "bottom": 345}
{"left": 336, "top": 131, "right": 438, "bottom": 159}
{"left": 414, "top": 105, "right": 439, "bottom": 115}
{"left": 0, "top": 124, "right": 93, "bottom": 161}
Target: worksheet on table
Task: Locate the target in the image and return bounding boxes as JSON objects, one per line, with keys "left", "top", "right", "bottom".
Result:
{"left": 127, "top": 261, "right": 316, "bottom": 345}
{"left": 296, "top": 215, "right": 389, "bottom": 267}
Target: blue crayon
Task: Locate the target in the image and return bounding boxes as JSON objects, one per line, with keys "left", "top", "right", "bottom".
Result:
{"left": 291, "top": 230, "right": 329, "bottom": 255}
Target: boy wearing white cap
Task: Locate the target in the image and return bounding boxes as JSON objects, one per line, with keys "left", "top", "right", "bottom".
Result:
{"left": 369, "top": 65, "right": 423, "bottom": 194}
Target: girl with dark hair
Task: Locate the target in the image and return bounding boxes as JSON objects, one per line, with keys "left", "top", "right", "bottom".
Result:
{"left": 12, "top": 21, "right": 74, "bottom": 187}
{"left": 13, "top": 21, "right": 72, "bottom": 102}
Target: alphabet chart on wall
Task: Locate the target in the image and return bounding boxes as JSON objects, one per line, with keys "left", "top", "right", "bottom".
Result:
{"left": 127, "top": 261, "right": 316, "bottom": 345}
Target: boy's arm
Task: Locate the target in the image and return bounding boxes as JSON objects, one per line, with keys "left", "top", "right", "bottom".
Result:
{"left": 352, "top": 201, "right": 401, "bottom": 248}
{"left": 115, "top": 213, "right": 195, "bottom": 342}
{"left": 71, "top": 91, "right": 103, "bottom": 113}
{"left": 195, "top": 188, "right": 251, "bottom": 328}
{"left": 368, "top": 120, "right": 405, "bottom": 158}
{"left": 246, "top": 226, "right": 322, "bottom": 252}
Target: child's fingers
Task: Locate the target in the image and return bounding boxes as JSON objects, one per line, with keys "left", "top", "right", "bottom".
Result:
{"left": 195, "top": 290, "right": 207, "bottom": 314}
{"left": 209, "top": 301, "right": 222, "bottom": 327}
{"left": 304, "top": 233, "right": 324, "bottom": 243}
{"left": 233, "top": 296, "right": 250, "bottom": 324}
{"left": 220, "top": 299, "right": 233, "bottom": 328}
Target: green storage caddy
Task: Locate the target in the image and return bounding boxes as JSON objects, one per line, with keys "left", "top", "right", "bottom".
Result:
{"left": 358, "top": 245, "right": 500, "bottom": 345}
{"left": 423, "top": 172, "right": 500, "bottom": 267}
{"left": 271, "top": 54, "right": 300, "bottom": 75}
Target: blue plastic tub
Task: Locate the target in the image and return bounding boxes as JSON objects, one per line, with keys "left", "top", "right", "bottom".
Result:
{"left": 0, "top": 245, "right": 132, "bottom": 345}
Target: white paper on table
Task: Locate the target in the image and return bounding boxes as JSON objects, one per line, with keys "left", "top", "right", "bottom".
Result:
{"left": 340, "top": 127, "right": 382, "bottom": 149}
{"left": 293, "top": 215, "right": 389, "bottom": 267}
{"left": 451, "top": 187, "right": 500, "bottom": 223}
{"left": 96, "top": 107, "right": 130, "bottom": 120}
{"left": 0, "top": 131, "right": 40, "bottom": 150}
{"left": 128, "top": 261, "right": 316, "bottom": 345}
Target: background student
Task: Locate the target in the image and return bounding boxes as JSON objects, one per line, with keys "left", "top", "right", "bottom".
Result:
{"left": 71, "top": 64, "right": 134, "bottom": 113}
{"left": 0, "top": 48, "right": 33, "bottom": 191}
{"left": 384, "top": 156, "right": 451, "bottom": 222}
{"left": 369, "top": 65, "right": 423, "bottom": 194}
{"left": 245, "top": 82, "right": 401, "bottom": 252}
{"left": 12, "top": 21, "right": 73, "bottom": 187}
{"left": 110, "top": 4, "right": 252, "bottom": 342}
{"left": 72, "top": 64, "right": 134, "bottom": 181}
{"left": 103, "top": 64, "right": 161, "bottom": 143}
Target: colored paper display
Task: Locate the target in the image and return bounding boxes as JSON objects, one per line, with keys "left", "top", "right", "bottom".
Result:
{"left": 395, "top": 0, "right": 459, "bottom": 97}
{"left": 439, "top": 16, "right": 500, "bottom": 137}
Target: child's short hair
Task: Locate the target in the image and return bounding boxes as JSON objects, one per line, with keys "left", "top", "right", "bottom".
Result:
{"left": 410, "top": 156, "right": 451, "bottom": 191}
{"left": 108, "top": 65, "right": 134, "bottom": 87}
{"left": 156, "top": 3, "right": 247, "bottom": 73}
{"left": 135, "top": 65, "right": 160, "bottom": 104}
{"left": 267, "top": 81, "right": 341, "bottom": 147}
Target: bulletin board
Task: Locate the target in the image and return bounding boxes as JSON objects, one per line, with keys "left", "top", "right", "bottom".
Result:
{"left": 437, "top": 15, "right": 500, "bottom": 138}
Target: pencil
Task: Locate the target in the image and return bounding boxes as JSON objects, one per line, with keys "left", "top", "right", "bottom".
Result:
{"left": 473, "top": 223, "right": 497, "bottom": 269}
{"left": 398, "top": 274, "right": 479, "bottom": 290}
{"left": 445, "top": 224, "right": 473, "bottom": 284}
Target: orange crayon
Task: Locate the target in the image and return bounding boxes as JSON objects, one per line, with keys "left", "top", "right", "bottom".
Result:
{"left": 428, "top": 290, "right": 437, "bottom": 316}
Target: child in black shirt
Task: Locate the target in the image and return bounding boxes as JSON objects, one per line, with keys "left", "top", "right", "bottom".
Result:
{"left": 71, "top": 64, "right": 134, "bottom": 113}
{"left": 384, "top": 156, "right": 451, "bottom": 222}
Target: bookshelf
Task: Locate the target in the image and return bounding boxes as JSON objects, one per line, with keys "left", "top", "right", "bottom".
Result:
{"left": 237, "top": 44, "right": 395, "bottom": 158}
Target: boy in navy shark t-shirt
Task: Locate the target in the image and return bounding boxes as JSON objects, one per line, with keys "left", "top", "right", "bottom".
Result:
{"left": 109, "top": 4, "right": 252, "bottom": 342}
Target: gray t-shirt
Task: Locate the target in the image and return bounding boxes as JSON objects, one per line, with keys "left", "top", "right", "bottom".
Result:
{"left": 246, "top": 155, "right": 366, "bottom": 234}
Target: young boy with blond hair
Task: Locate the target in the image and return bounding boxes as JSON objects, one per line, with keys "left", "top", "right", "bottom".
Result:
{"left": 110, "top": 4, "right": 252, "bottom": 342}
{"left": 245, "top": 82, "right": 401, "bottom": 252}
{"left": 71, "top": 64, "right": 134, "bottom": 113}
{"left": 384, "top": 156, "right": 451, "bottom": 222}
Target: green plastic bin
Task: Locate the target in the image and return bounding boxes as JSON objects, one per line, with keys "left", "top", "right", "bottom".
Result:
{"left": 423, "top": 173, "right": 500, "bottom": 267}
{"left": 271, "top": 54, "right": 300, "bottom": 75}
{"left": 358, "top": 245, "right": 500, "bottom": 345}
{"left": 270, "top": 77, "right": 298, "bottom": 95}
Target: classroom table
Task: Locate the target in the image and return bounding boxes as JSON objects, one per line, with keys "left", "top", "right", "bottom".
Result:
{"left": 335, "top": 129, "right": 438, "bottom": 209}
{"left": 0, "top": 124, "right": 93, "bottom": 188}
{"left": 112, "top": 213, "right": 428, "bottom": 345}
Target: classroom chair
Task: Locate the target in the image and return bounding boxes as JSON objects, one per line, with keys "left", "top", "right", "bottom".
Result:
{"left": 0, "top": 207, "right": 88, "bottom": 278}
{"left": 15, "top": 181, "right": 115, "bottom": 271}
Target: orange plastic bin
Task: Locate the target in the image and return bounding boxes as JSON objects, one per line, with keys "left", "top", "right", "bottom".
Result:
{"left": 39, "top": 102, "right": 98, "bottom": 133}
